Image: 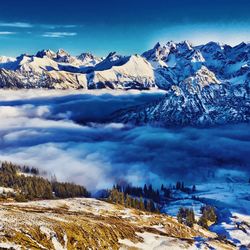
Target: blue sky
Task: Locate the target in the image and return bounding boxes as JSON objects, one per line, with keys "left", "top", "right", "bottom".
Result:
{"left": 1, "top": 0, "right": 250, "bottom": 57}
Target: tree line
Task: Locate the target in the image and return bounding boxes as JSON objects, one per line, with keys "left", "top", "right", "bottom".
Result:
{"left": 114, "top": 184, "right": 162, "bottom": 202}
{"left": 108, "top": 187, "right": 160, "bottom": 213}
{"left": 112, "top": 181, "right": 197, "bottom": 203}
{"left": 108, "top": 181, "right": 198, "bottom": 213}
{"left": 0, "top": 161, "right": 90, "bottom": 201}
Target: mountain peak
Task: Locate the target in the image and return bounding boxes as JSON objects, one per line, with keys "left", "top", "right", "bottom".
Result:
{"left": 105, "top": 52, "right": 123, "bottom": 62}
{"left": 56, "top": 49, "right": 70, "bottom": 57}
{"left": 54, "top": 49, "right": 76, "bottom": 64}
{"left": 0, "top": 41, "right": 249, "bottom": 98}
{"left": 77, "top": 52, "right": 95, "bottom": 60}
{"left": 233, "top": 42, "right": 248, "bottom": 51}
{"left": 36, "top": 49, "right": 56, "bottom": 59}
{"left": 202, "top": 42, "right": 225, "bottom": 52}
{"left": 177, "top": 40, "right": 193, "bottom": 52}
{"left": 16, "top": 54, "right": 31, "bottom": 60}
{"left": 77, "top": 52, "right": 102, "bottom": 66}
{"left": 153, "top": 42, "right": 161, "bottom": 49}
{"left": 106, "top": 51, "right": 118, "bottom": 58}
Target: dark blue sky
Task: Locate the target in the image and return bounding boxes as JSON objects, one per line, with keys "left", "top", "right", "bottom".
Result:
{"left": 1, "top": 0, "right": 250, "bottom": 56}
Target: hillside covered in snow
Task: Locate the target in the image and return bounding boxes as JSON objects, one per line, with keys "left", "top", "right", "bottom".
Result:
{"left": 0, "top": 41, "right": 249, "bottom": 126}
{"left": 0, "top": 198, "right": 238, "bottom": 250}
{"left": 0, "top": 41, "right": 250, "bottom": 91}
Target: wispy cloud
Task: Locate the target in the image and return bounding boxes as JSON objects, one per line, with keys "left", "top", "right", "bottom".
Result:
{"left": 62, "top": 25, "right": 77, "bottom": 28}
{"left": 42, "top": 32, "right": 77, "bottom": 38}
{"left": 0, "top": 22, "right": 78, "bottom": 30}
{"left": 40, "top": 24, "right": 77, "bottom": 29}
{"left": 0, "top": 22, "right": 33, "bottom": 28}
{"left": 0, "top": 31, "right": 16, "bottom": 35}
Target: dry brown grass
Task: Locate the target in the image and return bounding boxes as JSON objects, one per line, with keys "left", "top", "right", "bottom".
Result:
{"left": 0, "top": 199, "right": 237, "bottom": 250}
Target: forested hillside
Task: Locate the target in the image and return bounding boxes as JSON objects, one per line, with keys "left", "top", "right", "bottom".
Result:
{"left": 0, "top": 161, "right": 90, "bottom": 201}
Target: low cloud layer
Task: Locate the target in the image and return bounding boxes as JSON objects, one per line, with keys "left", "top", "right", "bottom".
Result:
{"left": 0, "top": 90, "right": 249, "bottom": 191}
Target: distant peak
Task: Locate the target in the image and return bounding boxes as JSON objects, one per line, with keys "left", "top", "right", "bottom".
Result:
{"left": 104, "top": 52, "right": 123, "bottom": 62}
{"left": 79, "top": 52, "right": 93, "bottom": 57}
{"left": 153, "top": 42, "right": 161, "bottom": 49}
{"left": 36, "top": 49, "right": 56, "bottom": 58}
{"left": 77, "top": 52, "right": 95, "bottom": 60}
{"left": 57, "top": 48, "right": 65, "bottom": 53}
{"left": 16, "top": 53, "right": 31, "bottom": 60}
{"left": 205, "top": 41, "right": 224, "bottom": 47}
{"left": 201, "top": 41, "right": 225, "bottom": 53}
{"left": 130, "top": 54, "right": 141, "bottom": 59}
{"left": 178, "top": 40, "right": 192, "bottom": 50}
{"left": 57, "top": 49, "right": 70, "bottom": 57}
{"left": 233, "top": 42, "right": 247, "bottom": 49}
{"left": 107, "top": 52, "right": 117, "bottom": 58}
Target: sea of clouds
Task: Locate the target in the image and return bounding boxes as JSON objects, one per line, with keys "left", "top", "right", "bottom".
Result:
{"left": 0, "top": 89, "right": 249, "bottom": 191}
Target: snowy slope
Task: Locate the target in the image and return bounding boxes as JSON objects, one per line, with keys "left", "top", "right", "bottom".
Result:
{"left": 0, "top": 56, "right": 16, "bottom": 70}
{"left": 0, "top": 41, "right": 250, "bottom": 91}
{"left": 89, "top": 55, "right": 155, "bottom": 89}
{"left": 162, "top": 182, "right": 250, "bottom": 248}
{"left": 0, "top": 51, "right": 155, "bottom": 90}
{"left": 77, "top": 52, "right": 102, "bottom": 66}
{"left": 112, "top": 41, "right": 250, "bottom": 126}
{"left": 112, "top": 81, "right": 249, "bottom": 126}
{"left": 0, "top": 198, "right": 237, "bottom": 250}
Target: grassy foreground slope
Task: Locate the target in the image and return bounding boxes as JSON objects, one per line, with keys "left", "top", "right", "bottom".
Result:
{"left": 0, "top": 198, "right": 236, "bottom": 250}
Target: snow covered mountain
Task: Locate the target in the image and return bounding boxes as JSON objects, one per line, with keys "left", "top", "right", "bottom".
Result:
{"left": 0, "top": 49, "right": 155, "bottom": 89}
{"left": 0, "top": 41, "right": 250, "bottom": 91}
{"left": 0, "top": 41, "right": 249, "bottom": 125}
{"left": 111, "top": 41, "right": 250, "bottom": 126}
{"left": 112, "top": 82, "right": 249, "bottom": 126}
{"left": 77, "top": 52, "right": 103, "bottom": 66}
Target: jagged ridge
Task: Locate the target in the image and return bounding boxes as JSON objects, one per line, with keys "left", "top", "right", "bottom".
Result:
{"left": 0, "top": 41, "right": 250, "bottom": 126}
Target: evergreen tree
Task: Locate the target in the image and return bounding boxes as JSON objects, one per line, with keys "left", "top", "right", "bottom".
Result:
{"left": 176, "top": 181, "right": 181, "bottom": 190}
{"left": 131, "top": 198, "right": 136, "bottom": 208}
{"left": 143, "top": 184, "right": 148, "bottom": 195}
{"left": 146, "top": 200, "right": 151, "bottom": 212}
{"left": 177, "top": 207, "right": 195, "bottom": 227}
{"left": 135, "top": 198, "right": 139, "bottom": 209}
{"left": 198, "top": 205, "right": 217, "bottom": 229}
{"left": 186, "top": 209, "right": 195, "bottom": 227}
{"left": 177, "top": 207, "right": 184, "bottom": 224}
{"left": 198, "top": 215, "right": 208, "bottom": 229}
{"left": 148, "top": 200, "right": 156, "bottom": 212}
{"left": 125, "top": 194, "right": 131, "bottom": 207}
{"left": 120, "top": 192, "right": 125, "bottom": 206}
{"left": 139, "top": 196, "right": 144, "bottom": 210}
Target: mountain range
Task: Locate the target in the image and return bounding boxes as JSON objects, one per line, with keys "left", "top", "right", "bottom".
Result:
{"left": 0, "top": 41, "right": 249, "bottom": 126}
{"left": 0, "top": 40, "right": 249, "bottom": 90}
{"left": 112, "top": 41, "right": 249, "bottom": 126}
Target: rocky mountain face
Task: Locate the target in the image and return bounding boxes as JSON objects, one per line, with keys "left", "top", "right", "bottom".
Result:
{"left": 0, "top": 48, "right": 154, "bottom": 90}
{"left": 112, "top": 83, "right": 249, "bottom": 126}
{"left": 0, "top": 41, "right": 249, "bottom": 91}
{"left": 0, "top": 41, "right": 249, "bottom": 125}
{"left": 112, "top": 41, "right": 250, "bottom": 126}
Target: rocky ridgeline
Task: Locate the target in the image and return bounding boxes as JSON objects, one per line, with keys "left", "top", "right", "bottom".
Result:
{"left": 0, "top": 41, "right": 249, "bottom": 126}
